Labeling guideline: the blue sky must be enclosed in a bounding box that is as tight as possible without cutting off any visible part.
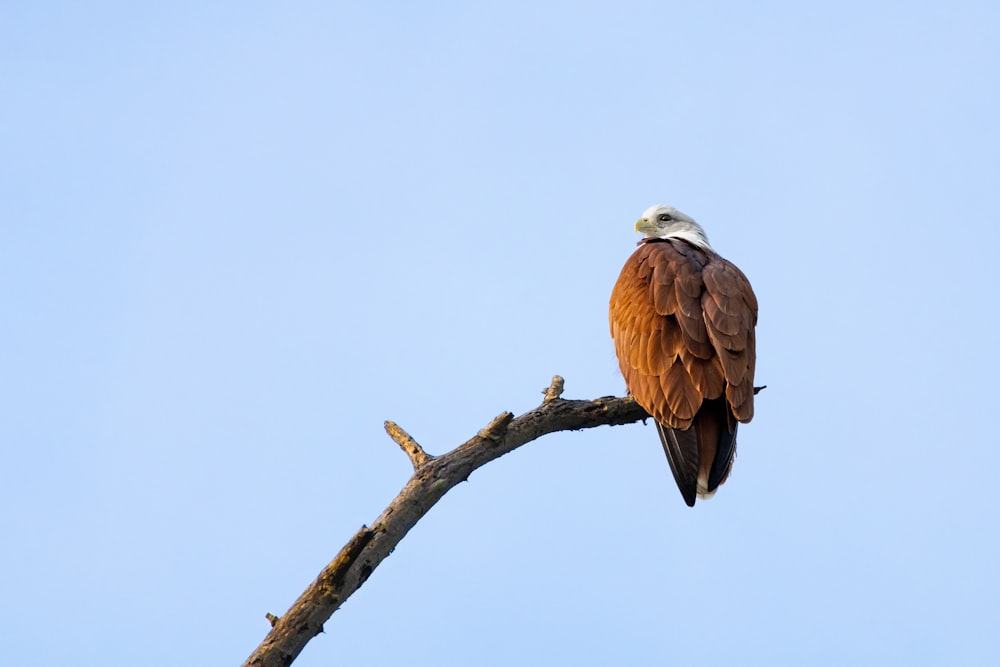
[3,2,998,665]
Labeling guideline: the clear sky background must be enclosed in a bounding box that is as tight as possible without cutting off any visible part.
[3,2,998,665]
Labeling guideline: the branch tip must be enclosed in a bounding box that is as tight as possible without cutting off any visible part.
[753,385,767,395]
[542,375,565,402]
[265,612,280,628]
[384,420,432,470]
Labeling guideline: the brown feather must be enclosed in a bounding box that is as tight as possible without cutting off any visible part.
[659,358,700,425]
[726,378,755,422]
[684,354,726,400]
[645,322,672,376]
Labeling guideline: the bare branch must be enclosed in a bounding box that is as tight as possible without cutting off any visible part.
[242,376,649,667]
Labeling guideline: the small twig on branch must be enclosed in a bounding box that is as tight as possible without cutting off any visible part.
[384,420,432,470]
[241,376,650,667]
[543,375,565,402]
[476,411,514,443]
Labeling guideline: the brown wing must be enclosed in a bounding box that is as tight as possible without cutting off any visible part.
[609,239,758,504]
[701,254,758,422]
[609,240,735,428]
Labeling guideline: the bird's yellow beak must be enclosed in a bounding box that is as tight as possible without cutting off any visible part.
[635,217,656,234]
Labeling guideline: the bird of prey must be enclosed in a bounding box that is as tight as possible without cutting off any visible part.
[609,205,758,507]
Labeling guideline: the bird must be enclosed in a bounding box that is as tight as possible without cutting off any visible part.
[609,205,758,507]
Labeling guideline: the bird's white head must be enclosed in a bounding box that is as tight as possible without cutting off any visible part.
[635,204,712,250]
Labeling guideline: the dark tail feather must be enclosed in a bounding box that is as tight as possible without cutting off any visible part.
[708,420,737,491]
[703,398,738,492]
[655,421,698,507]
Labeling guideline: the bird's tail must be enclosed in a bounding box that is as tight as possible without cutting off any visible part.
[655,399,738,507]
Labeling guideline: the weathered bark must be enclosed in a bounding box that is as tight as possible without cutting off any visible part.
[242,376,649,667]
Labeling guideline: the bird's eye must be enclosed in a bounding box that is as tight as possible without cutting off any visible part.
[658,213,673,222]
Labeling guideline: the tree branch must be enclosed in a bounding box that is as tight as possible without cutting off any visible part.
[241,376,649,667]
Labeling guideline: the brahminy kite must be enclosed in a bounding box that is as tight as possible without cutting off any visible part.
[609,205,758,507]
